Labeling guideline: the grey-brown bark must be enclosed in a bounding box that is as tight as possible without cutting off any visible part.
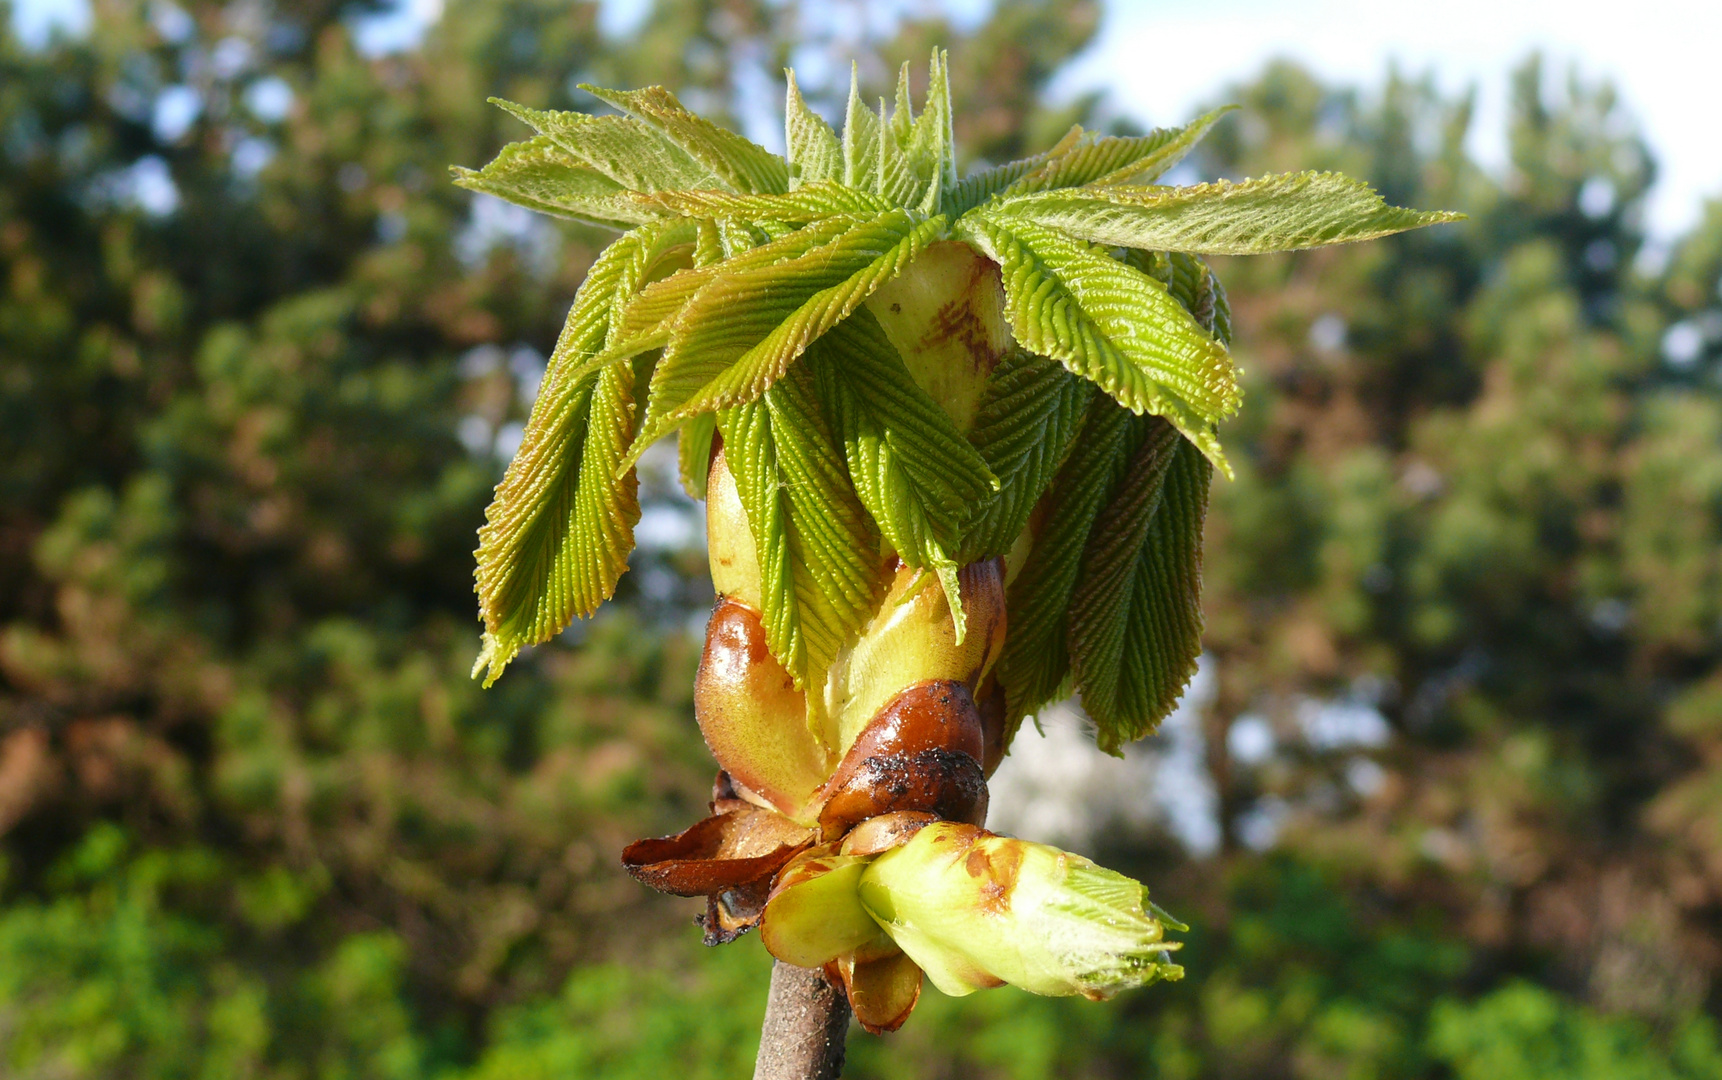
[752,961,851,1080]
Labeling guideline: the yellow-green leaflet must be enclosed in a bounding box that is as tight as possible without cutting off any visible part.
[994,170,1466,255]
[472,221,696,685]
[957,212,1239,473]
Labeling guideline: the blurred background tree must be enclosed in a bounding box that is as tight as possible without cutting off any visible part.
[3,0,1721,1077]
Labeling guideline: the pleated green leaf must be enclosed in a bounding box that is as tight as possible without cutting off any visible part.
[956,212,1239,472]
[577,83,789,195]
[784,70,842,187]
[450,136,659,231]
[999,106,1237,197]
[472,221,697,686]
[677,412,717,500]
[958,351,1091,562]
[995,171,1467,255]
[838,68,921,206]
[487,98,721,192]
[814,312,999,642]
[903,51,957,212]
[1125,250,1228,341]
[1069,427,1210,753]
[717,364,884,685]
[627,210,947,461]
[841,71,881,193]
[946,155,1049,217]
[625,181,890,223]
[996,394,1138,728]
[560,215,861,391]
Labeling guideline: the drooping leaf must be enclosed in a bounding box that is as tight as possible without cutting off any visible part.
[993,171,1467,254]
[487,98,721,192]
[958,351,1091,561]
[562,215,868,389]
[450,136,659,231]
[472,221,697,685]
[814,312,999,642]
[678,412,717,500]
[628,211,947,460]
[1069,428,1210,752]
[998,106,1237,197]
[995,393,1137,728]
[578,83,789,194]
[784,70,842,187]
[1124,249,1224,337]
[717,364,884,684]
[956,212,1239,471]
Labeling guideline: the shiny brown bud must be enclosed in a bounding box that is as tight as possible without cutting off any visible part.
[815,680,989,838]
[695,598,831,822]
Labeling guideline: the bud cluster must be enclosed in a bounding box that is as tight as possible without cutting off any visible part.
[624,409,1181,1032]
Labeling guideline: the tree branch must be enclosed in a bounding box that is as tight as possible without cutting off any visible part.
[753,960,851,1080]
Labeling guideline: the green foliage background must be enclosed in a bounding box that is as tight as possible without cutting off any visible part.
[3,0,1722,1076]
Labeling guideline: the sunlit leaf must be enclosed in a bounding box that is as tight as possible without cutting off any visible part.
[1066,419,1205,751]
[995,170,1466,254]
[718,364,883,684]
[903,51,957,212]
[472,221,697,685]
[958,351,1091,561]
[577,83,789,195]
[999,107,1237,197]
[785,70,842,187]
[625,181,890,222]
[627,211,947,460]
[956,212,1238,471]
[487,98,720,192]
[451,136,657,231]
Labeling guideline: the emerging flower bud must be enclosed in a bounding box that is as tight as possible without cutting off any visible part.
[760,847,892,969]
[857,822,1184,1000]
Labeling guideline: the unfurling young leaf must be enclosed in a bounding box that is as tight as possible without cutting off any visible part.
[1067,421,1210,752]
[472,220,697,685]
[785,70,842,187]
[627,210,947,460]
[956,212,1239,471]
[717,363,884,687]
[959,351,1091,562]
[996,394,1136,729]
[998,105,1239,197]
[813,313,999,642]
[450,136,661,231]
[994,170,1467,254]
[575,83,789,195]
